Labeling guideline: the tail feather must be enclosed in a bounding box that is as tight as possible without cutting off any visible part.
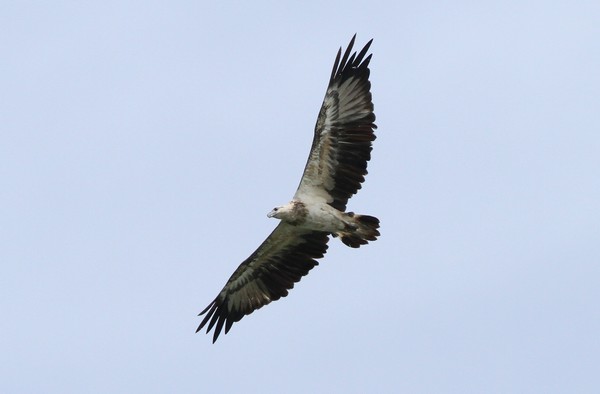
[338,213,380,248]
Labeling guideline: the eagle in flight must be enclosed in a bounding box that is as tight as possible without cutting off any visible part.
[197,35,379,342]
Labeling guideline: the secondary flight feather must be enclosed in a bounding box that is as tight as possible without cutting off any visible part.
[197,35,379,342]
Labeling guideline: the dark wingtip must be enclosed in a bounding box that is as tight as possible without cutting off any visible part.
[212,330,220,343]
[355,39,373,65]
[329,35,374,84]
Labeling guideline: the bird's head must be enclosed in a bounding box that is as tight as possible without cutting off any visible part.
[267,206,284,219]
[267,201,306,224]
[267,203,296,220]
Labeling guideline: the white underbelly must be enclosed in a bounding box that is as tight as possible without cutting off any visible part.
[300,203,346,233]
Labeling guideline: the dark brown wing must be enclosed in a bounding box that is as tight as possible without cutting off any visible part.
[197,223,329,343]
[294,35,377,211]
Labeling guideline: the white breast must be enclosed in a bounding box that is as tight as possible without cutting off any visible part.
[300,202,347,233]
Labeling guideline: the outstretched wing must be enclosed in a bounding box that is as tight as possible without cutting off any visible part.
[294,35,377,211]
[197,223,329,342]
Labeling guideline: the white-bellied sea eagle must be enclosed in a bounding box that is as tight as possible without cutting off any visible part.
[197,35,379,342]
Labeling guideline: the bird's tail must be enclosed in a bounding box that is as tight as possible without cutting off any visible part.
[336,213,380,248]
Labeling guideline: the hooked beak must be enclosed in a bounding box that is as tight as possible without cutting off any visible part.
[267,210,276,218]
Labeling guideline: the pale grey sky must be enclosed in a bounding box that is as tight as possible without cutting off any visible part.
[2,1,599,393]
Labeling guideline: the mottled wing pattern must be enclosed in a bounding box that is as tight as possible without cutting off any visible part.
[197,223,329,342]
[295,35,377,211]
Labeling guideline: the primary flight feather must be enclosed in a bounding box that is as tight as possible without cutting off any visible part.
[197,35,379,342]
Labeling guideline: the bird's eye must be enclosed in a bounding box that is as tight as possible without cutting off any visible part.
[273,208,278,211]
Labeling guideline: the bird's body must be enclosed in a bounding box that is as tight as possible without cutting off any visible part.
[269,200,379,244]
[197,35,380,342]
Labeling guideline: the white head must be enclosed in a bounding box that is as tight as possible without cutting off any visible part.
[267,205,288,219]
[267,201,308,224]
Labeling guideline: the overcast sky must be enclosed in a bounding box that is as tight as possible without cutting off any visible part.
[2,1,599,393]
